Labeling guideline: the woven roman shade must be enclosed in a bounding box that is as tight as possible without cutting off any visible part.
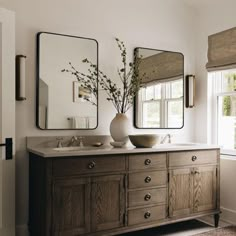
[139,51,184,84]
[206,27,236,71]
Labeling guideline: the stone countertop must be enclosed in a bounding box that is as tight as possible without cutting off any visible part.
[27,143,220,158]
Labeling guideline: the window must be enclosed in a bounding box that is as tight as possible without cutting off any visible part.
[210,68,236,150]
[139,78,183,128]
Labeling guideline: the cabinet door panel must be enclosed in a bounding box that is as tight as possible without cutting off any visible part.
[52,178,90,235]
[91,175,125,232]
[169,168,193,217]
[193,166,217,212]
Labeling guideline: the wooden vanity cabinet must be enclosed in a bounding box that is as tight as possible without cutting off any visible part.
[29,149,220,236]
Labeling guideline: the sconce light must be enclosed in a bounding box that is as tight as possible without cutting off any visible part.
[16,55,27,101]
[185,74,195,108]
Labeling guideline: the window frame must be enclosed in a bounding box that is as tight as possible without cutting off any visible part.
[209,69,236,153]
[138,78,183,128]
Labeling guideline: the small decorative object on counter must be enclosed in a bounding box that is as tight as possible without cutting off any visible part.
[110,113,130,145]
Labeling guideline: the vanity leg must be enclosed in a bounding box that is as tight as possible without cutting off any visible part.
[214,214,220,228]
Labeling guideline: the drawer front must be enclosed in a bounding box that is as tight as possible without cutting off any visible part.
[129,153,166,170]
[129,188,166,207]
[169,150,218,167]
[129,171,167,189]
[53,156,125,176]
[128,205,166,226]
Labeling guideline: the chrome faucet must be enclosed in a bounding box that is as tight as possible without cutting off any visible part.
[56,137,63,148]
[68,136,78,147]
[78,136,84,147]
[68,136,84,147]
[160,134,171,144]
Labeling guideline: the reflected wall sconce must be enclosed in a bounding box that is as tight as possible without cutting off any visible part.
[16,55,27,101]
[185,74,195,108]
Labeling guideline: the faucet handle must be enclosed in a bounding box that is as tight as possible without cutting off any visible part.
[78,136,84,147]
[56,137,63,148]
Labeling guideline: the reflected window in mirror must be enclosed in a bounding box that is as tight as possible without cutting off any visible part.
[36,32,98,130]
[134,48,184,129]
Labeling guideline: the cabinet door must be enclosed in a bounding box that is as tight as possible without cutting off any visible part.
[193,166,217,212]
[52,177,90,235]
[169,168,193,217]
[91,175,125,232]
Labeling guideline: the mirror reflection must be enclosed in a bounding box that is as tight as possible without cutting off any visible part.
[37,32,98,130]
[134,48,184,129]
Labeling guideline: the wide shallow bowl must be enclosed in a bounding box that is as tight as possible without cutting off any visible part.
[129,134,160,148]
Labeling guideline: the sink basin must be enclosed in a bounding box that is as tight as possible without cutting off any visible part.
[52,146,107,152]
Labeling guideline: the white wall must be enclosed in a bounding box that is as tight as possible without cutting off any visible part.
[0,0,196,234]
[220,156,236,224]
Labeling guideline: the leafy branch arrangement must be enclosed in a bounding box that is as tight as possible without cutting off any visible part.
[62,38,144,113]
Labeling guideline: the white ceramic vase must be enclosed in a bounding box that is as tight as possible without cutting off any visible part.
[110,113,130,143]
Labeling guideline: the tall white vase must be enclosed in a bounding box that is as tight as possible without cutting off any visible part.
[110,113,130,143]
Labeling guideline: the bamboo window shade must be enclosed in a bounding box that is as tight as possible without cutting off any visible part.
[139,51,184,85]
[206,27,236,71]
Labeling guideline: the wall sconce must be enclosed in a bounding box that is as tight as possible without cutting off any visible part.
[16,55,27,101]
[185,74,195,108]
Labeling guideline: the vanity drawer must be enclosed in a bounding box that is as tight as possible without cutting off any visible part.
[53,155,125,176]
[129,153,166,170]
[169,150,218,167]
[128,205,166,226]
[128,188,166,207]
[128,170,167,189]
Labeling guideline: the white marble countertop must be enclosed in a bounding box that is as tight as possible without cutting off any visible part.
[27,143,220,158]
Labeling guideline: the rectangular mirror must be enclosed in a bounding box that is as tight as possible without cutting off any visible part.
[134,47,184,129]
[36,32,98,130]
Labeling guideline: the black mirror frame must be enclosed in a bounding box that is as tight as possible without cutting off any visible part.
[36,32,99,130]
[133,47,185,130]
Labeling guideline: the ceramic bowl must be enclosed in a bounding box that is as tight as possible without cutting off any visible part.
[129,134,160,148]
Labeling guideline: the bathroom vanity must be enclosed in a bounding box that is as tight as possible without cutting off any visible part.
[28,142,220,236]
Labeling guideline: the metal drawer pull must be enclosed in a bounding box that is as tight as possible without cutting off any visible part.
[145,176,152,183]
[88,161,96,169]
[192,156,197,161]
[144,193,151,201]
[144,211,151,219]
[194,171,200,174]
[145,159,151,165]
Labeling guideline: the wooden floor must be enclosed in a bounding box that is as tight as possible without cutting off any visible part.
[119,217,230,236]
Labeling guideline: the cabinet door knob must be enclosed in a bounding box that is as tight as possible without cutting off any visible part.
[144,193,151,201]
[194,171,200,174]
[144,211,151,219]
[88,161,96,169]
[192,156,197,161]
[145,159,151,165]
[145,176,152,183]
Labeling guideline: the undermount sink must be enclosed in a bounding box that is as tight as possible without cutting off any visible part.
[53,146,106,152]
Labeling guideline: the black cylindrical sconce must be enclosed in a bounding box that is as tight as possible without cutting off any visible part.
[185,74,195,108]
[16,55,26,101]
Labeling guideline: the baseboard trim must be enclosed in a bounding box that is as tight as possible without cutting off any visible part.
[16,224,28,236]
[221,207,236,225]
